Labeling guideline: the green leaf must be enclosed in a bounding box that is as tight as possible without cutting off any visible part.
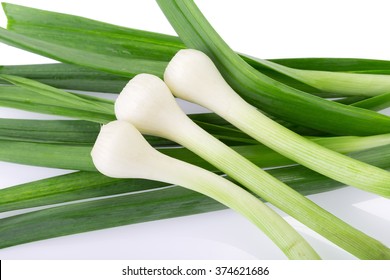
[0,140,95,171]
[0,26,167,77]
[351,93,390,111]
[269,57,390,73]
[0,86,114,123]
[0,144,389,248]
[0,74,114,114]
[1,119,389,172]
[0,171,167,213]
[0,119,100,145]
[0,63,130,93]
[0,186,224,249]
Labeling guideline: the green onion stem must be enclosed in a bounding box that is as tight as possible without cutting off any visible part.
[114,73,390,259]
[351,92,390,111]
[91,120,320,259]
[164,49,390,198]
[258,58,390,97]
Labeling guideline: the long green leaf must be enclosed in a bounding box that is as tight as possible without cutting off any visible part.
[0,80,316,142]
[5,3,390,93]
[2,64,387,113]
[2,116,389,172]
[5,58,390,94]
[0,171,167,213]
[0,140,95,171]
[2,3,390,135]
[352,93,390,111]
[0,63,130,93]
[0,86,114,123]
[0,186,224,249]
[1,144,389,214]
[0,119,100,145]
[156,0,390,136]
[0,140,286,172]
[0,26,167,77]
[0,74,114,114]
[0,144,389,249]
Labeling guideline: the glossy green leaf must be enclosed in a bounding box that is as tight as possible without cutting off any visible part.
[352,93,390,111]
[0,144,389,248]
[0,86,114,123]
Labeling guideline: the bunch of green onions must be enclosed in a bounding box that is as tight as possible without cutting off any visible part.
[0,1,389,259]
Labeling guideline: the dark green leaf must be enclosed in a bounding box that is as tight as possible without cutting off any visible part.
[0,144,388,248]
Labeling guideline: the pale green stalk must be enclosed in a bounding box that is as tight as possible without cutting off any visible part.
[309,134,390,153]
[114,73,390,259]
[91,120,320,260]
[258,58,390,97]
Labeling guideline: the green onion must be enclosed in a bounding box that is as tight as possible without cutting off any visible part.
[114,73,389,259]
[156,0,390,135]
[91,120,320,259]
[0,1,389,259]
[164,49,390,198]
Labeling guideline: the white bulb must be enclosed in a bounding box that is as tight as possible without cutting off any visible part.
[115,73,189,138]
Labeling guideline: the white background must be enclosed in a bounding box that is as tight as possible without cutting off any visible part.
[0,0,389,260]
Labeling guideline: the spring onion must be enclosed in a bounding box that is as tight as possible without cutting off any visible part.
[91,120,320,259]
[114,73,389,259]
[164,49,390,198]
[156,0,390,136]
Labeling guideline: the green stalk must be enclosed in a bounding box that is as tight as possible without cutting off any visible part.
[1,63,386,114]
[115,74,389,259]
[164,49,390,197]
[351,93,390,111]
[156,0,390,136]
[0,187,226,250]
[0,63,130,93]
[0,86,115,123]
[258,58,390,97]
[92,120,320,259]
[168,118,390,259]
[0,74,114,114]
[1,142,389,214]
[4,58,390,95]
